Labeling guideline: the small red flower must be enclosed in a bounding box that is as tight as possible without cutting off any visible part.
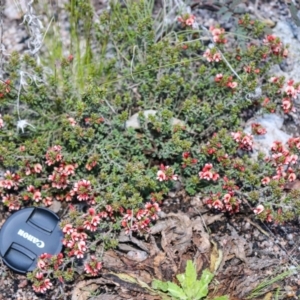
[71,179,92,201]
[199,163,219,181]
[214,73,223,82]
[251,123,267,135]
[156,164,178,181]
[84,256,102,276]
[253,204,264,215]
[45,145,63,166]
[261,177,270,185]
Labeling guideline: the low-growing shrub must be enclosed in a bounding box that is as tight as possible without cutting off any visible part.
[0,0,299,294]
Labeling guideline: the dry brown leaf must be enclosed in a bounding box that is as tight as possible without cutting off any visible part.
[246,257,279,270]
[262,18,276,28]
[17,279,28,289]
[72,279,101,300]
[209,239,223,273]
[153,251,167,280]
[73,274,163,300]
[104,272,163,298]
[150,212,193,256]
[235,274,265,299]
[263,292,273,300]
[118,231,150,253]
[102,250,125,270]
[226,224,248,262]
[191,216,211,253]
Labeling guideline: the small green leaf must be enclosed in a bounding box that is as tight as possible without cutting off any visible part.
[183,260,198,298]
[167,282,188,299]
[194,269,214,300]
[212,296,229,300]
[152,279,169,292]
[176,273,186,287]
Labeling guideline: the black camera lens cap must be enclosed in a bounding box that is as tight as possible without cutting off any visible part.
[0,207,63,273]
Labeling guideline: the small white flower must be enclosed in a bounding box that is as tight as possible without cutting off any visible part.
[17,119,35,133]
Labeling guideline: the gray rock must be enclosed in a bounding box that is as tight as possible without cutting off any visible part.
[270,21,300,82]
[126,250,148,261]
[125,110,186,130]
[244,113,291,158]
[48,199,62,213]
[4,0,27,20]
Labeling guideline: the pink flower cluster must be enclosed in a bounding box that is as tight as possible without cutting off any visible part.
[33,253,63,293]
[45,145,63,166]
[62,224,88,259]
[84,255,102,276]
[231,131,253,151]
[0,170,22,190]
[0,79,11,98]
[287,137,300,151]
[26,185,42,202]
[209,26,227,44]
[201,136,222,156]
[25,163,42,175]
[261,97,275,113]
[37,253,63,270]
[0,144,102,211]
[67,116,76,127]
[0,171,23,210]
[204,191,241,214]
[0,114,4,128]
[177,14,196,28]
[156,164,178,181]
[264,140,298,182]
[2,194,21,211]
[83,208,101,232]
[222,176,239,191]
[86,160,97,171]
[214,74,238,90]
[282,81,299,114]
[243,65,260,74]
[263,34,288,58]
[70,179,94,202]
[253,204,264,215]
[261,176,271,185]
[284,79,300,99]
[84,116,104,125]
[199,163,219,181]
[251,123,267,135]
[269,77,300,114]
[203,49,222,62]
[121,202,160,234]
[182,152,198,168]
[48,163,76,190]
[98,204,116,220]
[253,205,272,222]
[32,274,52,293]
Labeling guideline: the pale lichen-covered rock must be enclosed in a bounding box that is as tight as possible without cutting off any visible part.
[244,113,291,158]
[125,110,186,129]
